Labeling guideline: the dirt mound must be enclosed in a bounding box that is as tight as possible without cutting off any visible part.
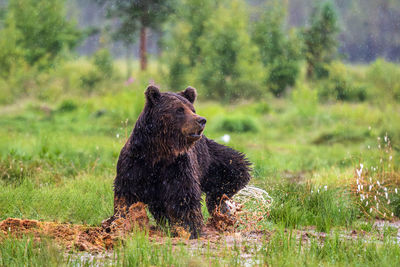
[0,202,151,252]
[102,202,150,235]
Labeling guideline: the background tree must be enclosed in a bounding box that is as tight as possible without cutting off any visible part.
[302,1,339,79]
[162,0,216,89]
[7,0,81,68]
[252,0,302,97]
[0,12,24,78]
[103,0,176,71]
[197,0,264,101]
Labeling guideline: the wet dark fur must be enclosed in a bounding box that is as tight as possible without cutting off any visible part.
[111,86,252,238]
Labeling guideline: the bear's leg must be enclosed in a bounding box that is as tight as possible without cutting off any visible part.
[202,142,251,216]
[162,178,204,239]
[148,202,169,227]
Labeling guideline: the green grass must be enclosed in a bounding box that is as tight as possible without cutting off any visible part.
[1,61,400,265]
[268,183,359,232]
[0,236,64,267]
[261,229,400,266]
[3,229,400,266]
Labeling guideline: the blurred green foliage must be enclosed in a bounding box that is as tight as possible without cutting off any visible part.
[163,0,216,90]
[318,61,368,102]
[252,1,301,97]
[6,0,81,67]
[366,59,400,102]
[292,83,318,119]
[165,0,264,101]
[197,0,264,101]
[0,12,25,79]
[215,115,259,133]
[1,0,399,106]
[92,48,114,78]
[303,1,339,79]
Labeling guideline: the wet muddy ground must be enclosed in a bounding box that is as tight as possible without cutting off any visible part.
[0,201,268,253]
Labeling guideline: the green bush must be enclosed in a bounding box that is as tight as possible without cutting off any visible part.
[318,61,368,102]
[252,102,271,114]
[162,0,216,90]
[302,1,339,80]
[80,69,103,92]
[196,0,265,101]
[268,60,300,97]
[0,12,25,79]
[366,58,400,102]
[164,0,265,101]
[57,99,78,113]
[252,1,302,97]
[92,48,114,78]
[7,0,81,67]
[292,83,318,118]
[216,115,259,133]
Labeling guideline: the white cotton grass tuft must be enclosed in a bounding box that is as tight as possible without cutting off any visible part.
[352,134,396,220]
[356,163,364,178]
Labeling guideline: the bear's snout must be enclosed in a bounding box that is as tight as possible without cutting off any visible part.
[197,117,207,127]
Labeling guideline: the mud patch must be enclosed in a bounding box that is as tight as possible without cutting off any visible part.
[0,202,151,252]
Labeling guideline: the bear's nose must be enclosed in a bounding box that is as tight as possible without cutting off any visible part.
[197,117,207,127]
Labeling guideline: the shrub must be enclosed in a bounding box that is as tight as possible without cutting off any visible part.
[164,0,265,101]
[318,61,368,102]
[4,0,81,69]
[0,12,25,79]
[92,48,114,78]
[366,58,400,102]
[252,1,302,97]
[292,84,318,118]
[196,0,265,101]
[268,60,300,97]
[162,0,216,90]
[7,0,81,67]
[57,99,78,113]
[216,115,259,133]
[252,102,271,114]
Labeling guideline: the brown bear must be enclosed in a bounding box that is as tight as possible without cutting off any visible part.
[110,85,251,238]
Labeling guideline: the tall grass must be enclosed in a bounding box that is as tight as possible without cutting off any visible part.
[269,182,359,231]
[0,236,64,267]
[261,229,400,266]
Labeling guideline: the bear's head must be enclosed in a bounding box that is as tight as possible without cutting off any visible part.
[134,85,206,162]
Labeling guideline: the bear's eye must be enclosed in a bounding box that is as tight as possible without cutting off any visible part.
[176,107,185,114]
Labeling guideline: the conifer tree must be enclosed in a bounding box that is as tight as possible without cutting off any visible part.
[103,0,176,71]
[303,1,339,79]
[253,0,301,96]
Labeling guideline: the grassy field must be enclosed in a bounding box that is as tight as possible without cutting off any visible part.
[1,63,400,266]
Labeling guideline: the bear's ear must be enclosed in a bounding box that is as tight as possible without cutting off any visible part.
[145,85,161,105]
[179,86,197,103]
